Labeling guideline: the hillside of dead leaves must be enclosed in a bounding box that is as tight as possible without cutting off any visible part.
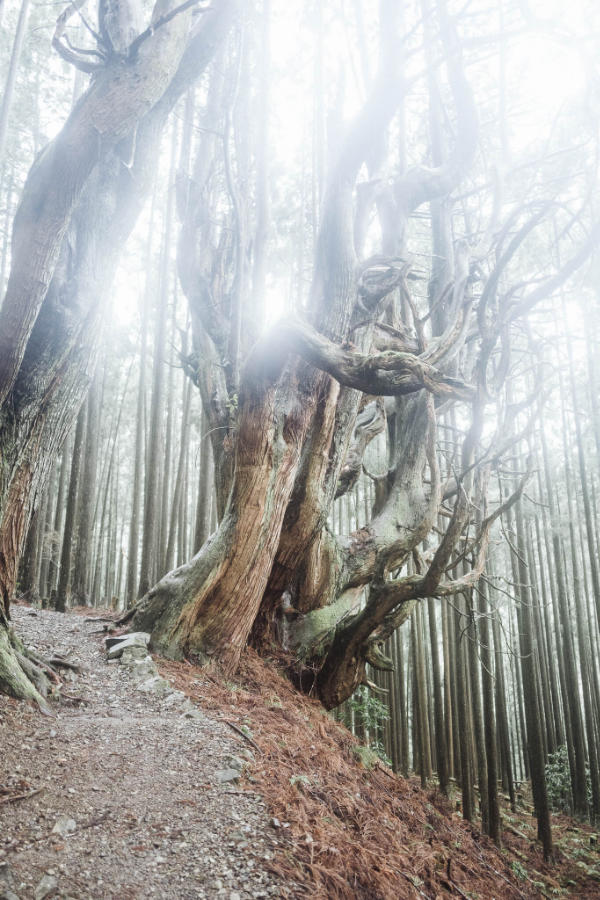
[158,647,600,899]
[160,651,600,900]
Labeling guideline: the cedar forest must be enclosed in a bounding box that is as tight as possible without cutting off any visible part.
[1,0,600,896]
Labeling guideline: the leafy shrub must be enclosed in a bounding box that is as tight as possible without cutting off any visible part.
[545,744,591,814]
[347,686,391,766]
[545,745,573,813]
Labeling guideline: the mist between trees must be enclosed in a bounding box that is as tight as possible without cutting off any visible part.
[1,0,600,861]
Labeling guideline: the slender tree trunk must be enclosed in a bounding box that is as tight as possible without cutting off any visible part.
[540,416,588,817]
[165,370,193,573]
[72,373,100,605]
[414,605,432,786]
[532,507,564,748]
[491,600,515,811]
[441,600,455,781]
[19,507,41,602]
[395,626,409,776]
[47,438,71,596]
[526,529,553,759]
[159,304,177,577]
[0,0,31,166]
[454,596,474,821]
[427,597,448,794]
[466,588,489,833]
[37,478,54,602]
[514,492,553,860]
[56,406,86,612]
[126,263,152,607]
[251,0,271,319]
[138,134,176,596]
[477,577,501,843]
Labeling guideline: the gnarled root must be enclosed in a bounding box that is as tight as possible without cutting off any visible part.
[0,626,53,712]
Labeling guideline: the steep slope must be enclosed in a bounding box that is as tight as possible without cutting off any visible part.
[160,650,600,899]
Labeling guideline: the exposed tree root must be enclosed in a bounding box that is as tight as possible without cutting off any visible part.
[46,656,83,674]
[0,624,77,713]
[0,626,50,709]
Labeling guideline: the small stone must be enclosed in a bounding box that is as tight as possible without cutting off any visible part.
[180,702,205,721]
[270,817,281,829]
[0,860,19,900]
[1,889,20,900]
[162,691,186,707]
[136,676,171,696]
[224,755,245,772]
[118,646,150,665]
[216,769,240,784]
[124,656,158,679]
[230,893,241,900]
[34,874,57,900]
[106,634,150,659]
[105,632,150,651]
[52,816,76,837]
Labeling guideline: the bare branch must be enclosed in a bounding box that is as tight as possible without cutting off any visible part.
[128,0,210,60]
[508,220,600,321]
[53,0,103,72]
[272,317,476,403]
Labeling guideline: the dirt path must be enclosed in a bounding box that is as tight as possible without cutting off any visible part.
[0,606,292,900]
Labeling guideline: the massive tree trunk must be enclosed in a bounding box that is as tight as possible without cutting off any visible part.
[0,0,236,700]
[125,0,598,712]
[128,2,476,695]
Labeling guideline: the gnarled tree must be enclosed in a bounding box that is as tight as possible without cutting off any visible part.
[126,0,599,708]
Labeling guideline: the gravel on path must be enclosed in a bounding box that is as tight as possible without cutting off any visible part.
[0,606,294,900]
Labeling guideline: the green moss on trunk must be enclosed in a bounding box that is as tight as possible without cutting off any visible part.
[0,625,46,707]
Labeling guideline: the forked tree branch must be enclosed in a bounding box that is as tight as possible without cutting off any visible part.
[53,0,103,72]
[355,454,533,664]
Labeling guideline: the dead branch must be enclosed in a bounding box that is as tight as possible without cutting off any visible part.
[0,787,44,806]
[222,719,262,753]
[53,0,104,72]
